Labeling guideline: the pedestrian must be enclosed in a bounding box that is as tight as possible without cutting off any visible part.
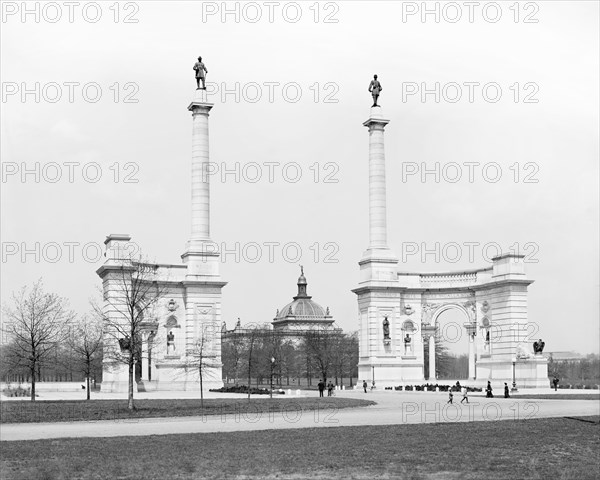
[504,383,510,398]
[486,381,493,398]
[327,381,334,397]
[318,380,325,397]
[552,377,559,391]
[363,380,368,393]
[461,387,469,404]
[447,390,453,404]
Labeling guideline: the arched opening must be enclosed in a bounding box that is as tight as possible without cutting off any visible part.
[425,305,470,380]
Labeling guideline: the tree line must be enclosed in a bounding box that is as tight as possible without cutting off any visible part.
[1,279,103,400]
[1,275,360,406]
[221,324,359,393]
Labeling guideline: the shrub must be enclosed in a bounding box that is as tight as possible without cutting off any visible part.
[2,384,31,397]
[209,385,283,395]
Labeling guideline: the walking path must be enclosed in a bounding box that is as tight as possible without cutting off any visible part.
[2,389,598,441]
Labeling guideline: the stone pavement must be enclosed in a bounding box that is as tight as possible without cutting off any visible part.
[2,389,598,441]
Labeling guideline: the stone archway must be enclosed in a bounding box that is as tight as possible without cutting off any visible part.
[428,303,476,381]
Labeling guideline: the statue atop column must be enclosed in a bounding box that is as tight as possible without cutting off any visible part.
[193,56,208,90]
[533,338,545,354]
[368,74,382,107]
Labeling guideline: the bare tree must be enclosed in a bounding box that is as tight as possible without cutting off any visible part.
[260,328,285,393]
[304,327,341,384]
[243,324,267,399]
[102,260,167,410]
[68,314,103,400]
[2,279,74,401]
[222,328,245,385]
[332,331,359,386]
[183,324,220,409]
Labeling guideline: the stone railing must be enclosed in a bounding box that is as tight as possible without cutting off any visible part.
[419,272,478,287]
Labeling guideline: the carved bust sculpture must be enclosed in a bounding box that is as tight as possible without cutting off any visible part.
[167,331,175,353]
[118,336,131,352]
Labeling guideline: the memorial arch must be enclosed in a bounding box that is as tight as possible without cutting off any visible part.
[353,106,548,388]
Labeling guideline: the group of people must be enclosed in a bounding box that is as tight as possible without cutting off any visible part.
[484,381,512,399]
[447,381,512,403]
[317,380,335,397]
[446,387,470,404]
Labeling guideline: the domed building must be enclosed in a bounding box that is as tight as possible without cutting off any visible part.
[272,267,335,332]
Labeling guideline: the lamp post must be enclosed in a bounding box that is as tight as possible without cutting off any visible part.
[270,357,275,399]
[511,357,518,392]
[371,365,375,390]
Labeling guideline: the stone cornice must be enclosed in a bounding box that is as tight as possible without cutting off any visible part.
[397,266,493,277]
[353,278,533,296]
[182,280,228,288]
[96,263,136,277]
[352,285,406,296]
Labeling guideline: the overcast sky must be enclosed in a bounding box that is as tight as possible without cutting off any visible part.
[2,1,598,354]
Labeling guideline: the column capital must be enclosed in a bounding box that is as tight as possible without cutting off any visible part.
[188,101,214,115]
[421,324,436,338]
[363,107,390,129]
[188,89,214,113]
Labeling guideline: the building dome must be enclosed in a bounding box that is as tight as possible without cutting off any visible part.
[276,297,327,320]
[273,267,333,331]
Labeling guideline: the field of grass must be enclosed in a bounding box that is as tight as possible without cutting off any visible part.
[510,394,600,401]
[1,416,598,479]
[0,397,375,424]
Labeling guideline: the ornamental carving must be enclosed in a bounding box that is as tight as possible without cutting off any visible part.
[481,301,490,314]
[403,304,414,315]
[516,343,534,360]
[167,299,178,312]
[463,300,476,321]
[421,303,440,324]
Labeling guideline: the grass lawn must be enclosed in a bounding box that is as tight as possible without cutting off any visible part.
[0,397,374,424]
[510,393,600,401]
[509,394,600,401]
[1,416,598,480]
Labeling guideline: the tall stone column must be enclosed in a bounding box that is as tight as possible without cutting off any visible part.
[182,90,220,277]
[189,90,211,244]
[363,107,391,251]
[429,335,436,380]
[358,107,398,284]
